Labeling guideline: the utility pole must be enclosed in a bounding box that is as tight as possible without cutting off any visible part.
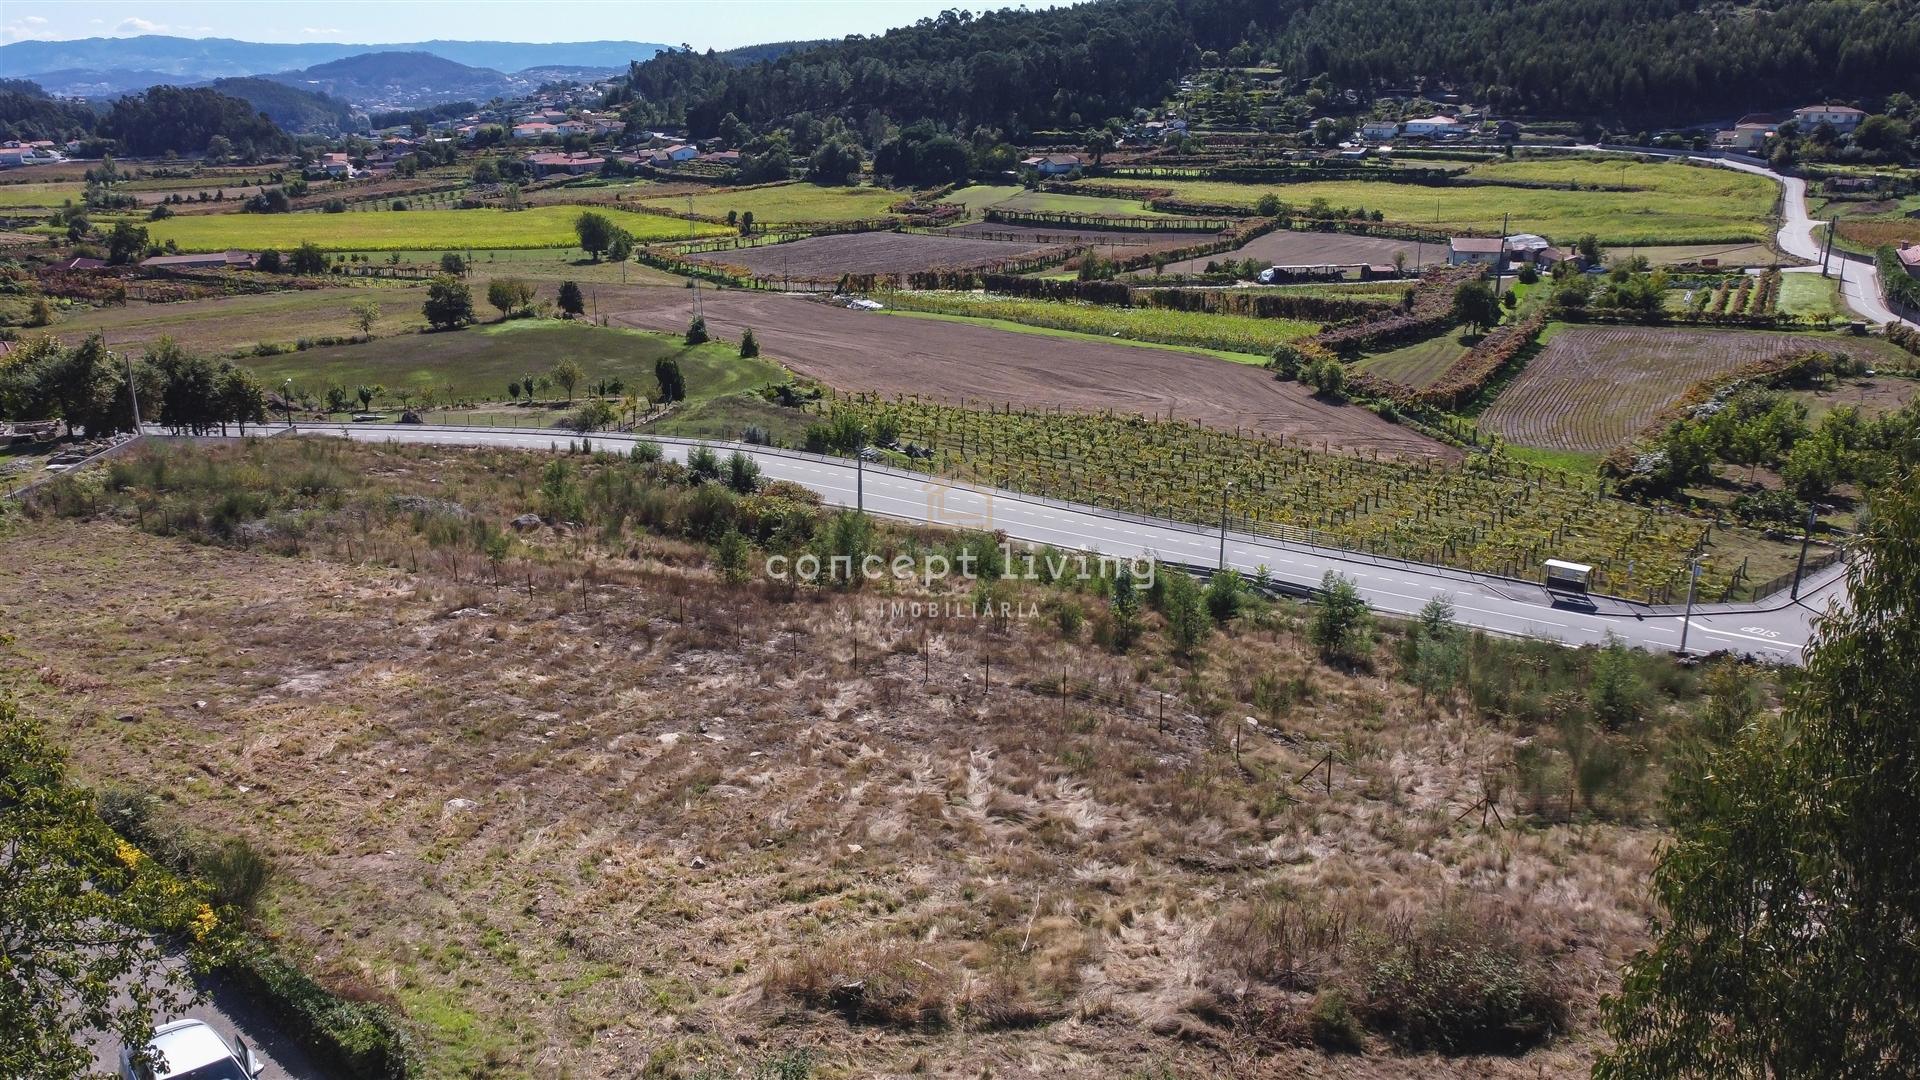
[122,351,141,433]
[856,448,864,513]
[1677,558,1702,655]
[1217,481,1235,570]
[1494,210,1510,290]
[1820,216,1836,277]
[1791,502,1817,600]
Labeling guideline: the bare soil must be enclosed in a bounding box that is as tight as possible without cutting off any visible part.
[943,221,1221,254]
[607,288,1456,460]
[684,231,1062,277]
[1160,231,1448,276]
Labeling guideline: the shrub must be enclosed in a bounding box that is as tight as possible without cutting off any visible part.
[1309,571,1371,664]
[1308,989,1366,1052]
[1353,908,1565,1054]
[220,943,416,1080]
[200,837,273,915]
[765,942,955,1029]
[685,316,709,345]
[739,328,760,358]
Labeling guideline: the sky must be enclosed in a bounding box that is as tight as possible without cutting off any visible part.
[0,0,1086,51]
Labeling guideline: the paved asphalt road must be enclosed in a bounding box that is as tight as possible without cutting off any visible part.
[86,958,326,1080]
[296,424,1840,664]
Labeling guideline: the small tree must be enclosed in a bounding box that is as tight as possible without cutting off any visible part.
[606,231,634,265]
[550,358,585,402]
[355,384,380,411]
[1452,279,1501,333]
[422,275,474,330]
[349,298,380,337]
[557,280,585,317]
[725,450,761,494]
[575,211,616,260]
[685,316,709,346]
[739,328,760,358]
[654,357,686,402]
[440,252,467,276]
[487,277,535,319]
[1309,571,1372,664]
[288,241,327,275]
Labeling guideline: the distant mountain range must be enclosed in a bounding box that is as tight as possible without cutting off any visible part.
[0,34,667,104]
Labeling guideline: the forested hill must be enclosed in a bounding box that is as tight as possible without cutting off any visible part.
[614,0,1920,137]
[207,77,355,135]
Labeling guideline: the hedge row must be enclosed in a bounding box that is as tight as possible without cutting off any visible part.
[1136,286,1394,323]
[1876,245,1920,313]
[1417,309,1550,410]
[221,943,416,1080]
[1888,322,1920,358]
[1312,266,1482,355]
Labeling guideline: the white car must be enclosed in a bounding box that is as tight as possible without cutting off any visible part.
[120,1019,264,1080]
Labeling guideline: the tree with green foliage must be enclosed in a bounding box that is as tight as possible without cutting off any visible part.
[549,358,584,403]
[422,274,474,330]
[1204,568,1244,625]
[105,220,148,265]
[1598,473,1920,1078]
[439,252,467,277]
[1309,571,1372,664]
[606,230,634,266]
[287,241,327,275]
[685,315,709,346]
[739,328,760,358]
[654,357,686,403]
[486,277,536,319]
[1452,279,1501,332]
[557,281,585,318]
[0,697,228,1080]
[349,298,380,337]
[574,211,616,261]
[215,365,266,435]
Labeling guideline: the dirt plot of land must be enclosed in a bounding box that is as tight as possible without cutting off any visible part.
[1160,230,1448,275]
[685,231,1060,277]
[608,288,1454,460]
[1482,326,1893,452]
[943,220,1221,254]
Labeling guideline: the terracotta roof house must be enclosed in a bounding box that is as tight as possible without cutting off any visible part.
[141,251,259,270]
[524,152,606,178]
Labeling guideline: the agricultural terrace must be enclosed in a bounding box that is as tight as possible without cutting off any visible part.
[941,183,1201,219]
[1084,158,1777,245]
[1158,229,1445,275]
[683,231,1059,277]
[881,291,1317,357]
[144,204,727,252]
[829,395,1794,602]
[1352,331,1474,389]
[639,183,905,223]
[239,321,783,403]
[1481,326,1900,454]
[47,283,427,356]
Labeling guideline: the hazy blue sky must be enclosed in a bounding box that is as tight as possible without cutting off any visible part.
[0,1,1085,50]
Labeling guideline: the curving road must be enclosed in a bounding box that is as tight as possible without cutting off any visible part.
[291,424,1842,665]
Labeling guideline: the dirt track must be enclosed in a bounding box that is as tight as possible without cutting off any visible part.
[609,288,1455,460]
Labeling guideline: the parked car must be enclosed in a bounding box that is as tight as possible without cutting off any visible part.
[120,1019,263,1080]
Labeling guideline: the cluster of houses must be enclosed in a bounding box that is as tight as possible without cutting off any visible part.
[0,139,72,169]
[1713,104,1867,153]
[1446,233,1576,271]
[1359,113,1519,145]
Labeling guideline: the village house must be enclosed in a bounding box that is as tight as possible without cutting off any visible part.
[308,152,357,179]
[1401,115,1462,137]
[1361,120,1400,141]
[511,121,559,140]
[1793,104,1866,133]
[1713,123,1775,153]
[659,143,699,162]
[1020,153,1085,176]
[698,150,742,166]
[523,151,606,178]
[1898,242,1920,280]
[140,251,260,270]
[1448,237,1506,266]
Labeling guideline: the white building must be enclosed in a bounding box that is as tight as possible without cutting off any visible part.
[1361,120,1400,141]
[1402,115,1462,137]
[1793,104,1866,133]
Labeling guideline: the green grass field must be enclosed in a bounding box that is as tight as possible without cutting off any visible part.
[1775,273,1842,319]
[643,183,904,223]
[146,205,729,253]
[1083,158,1777,244]
[0,182,83,208]
[239,320,785,404]
[881,291,1315,357]
[1352,331,1472,388]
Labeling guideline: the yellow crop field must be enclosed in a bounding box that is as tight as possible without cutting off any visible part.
[145,205,730,252]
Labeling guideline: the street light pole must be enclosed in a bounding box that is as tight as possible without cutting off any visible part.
[856,448,864,513]
[282,379,295,428]
[1677,558,1701,655]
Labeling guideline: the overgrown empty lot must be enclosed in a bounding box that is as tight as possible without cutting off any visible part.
[0,436,1729,1078]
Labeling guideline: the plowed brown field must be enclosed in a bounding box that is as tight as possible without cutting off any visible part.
[1482,326,1890,452]
[607,288,1455,460]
